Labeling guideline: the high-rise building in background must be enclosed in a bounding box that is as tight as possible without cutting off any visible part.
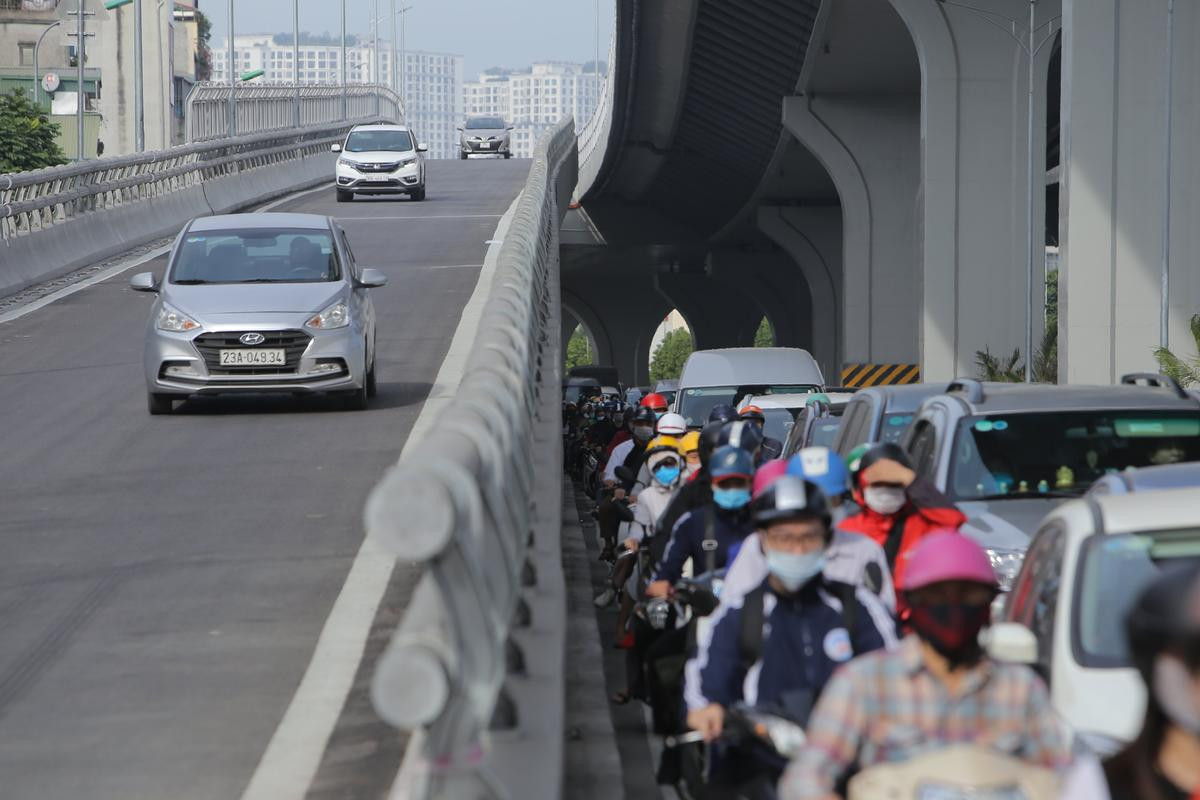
[462,62,601,158]
[213,36,462,159]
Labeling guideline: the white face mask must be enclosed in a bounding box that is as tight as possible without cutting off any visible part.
[863,485,906,516]
[1154,655,1200,735]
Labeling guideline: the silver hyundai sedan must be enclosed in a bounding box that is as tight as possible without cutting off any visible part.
[131,212,386,414]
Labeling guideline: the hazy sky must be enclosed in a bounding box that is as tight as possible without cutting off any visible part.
[199,0,615,78]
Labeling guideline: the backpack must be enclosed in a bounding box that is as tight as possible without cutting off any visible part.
[737,580,860,674]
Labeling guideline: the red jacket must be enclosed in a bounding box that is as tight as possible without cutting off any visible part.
[839,477,966,600]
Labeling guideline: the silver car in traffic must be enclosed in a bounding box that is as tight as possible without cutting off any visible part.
[131,212,386,414]
[458,116,514,159]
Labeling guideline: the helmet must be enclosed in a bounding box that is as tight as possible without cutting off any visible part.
[752,459,789,499]
[632,407,658,426]
[699,422,725,468]
[739,404,766,425]
[679,431,701,454]
[750,474,832,532]
[856,442,914,487]
[718,420,764,456]
[656,412,688,436]
[708,403,739,424]
[640,392,669,413]
[846,442,871,476]
[787,447,851,498]
[709,445,755,482]
[645,435,681,458]
[899,532,998,592]
[1125,563,1200,683]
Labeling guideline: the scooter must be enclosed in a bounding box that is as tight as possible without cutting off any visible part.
[847,744,1060,800]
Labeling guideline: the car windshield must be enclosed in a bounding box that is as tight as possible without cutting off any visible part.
[807,416,843,448]
[465,117,504,129]
[678,385,819,428]
[1076,529,1200,666]
[344,129,413,152]
[170,229,340,284]
[949,411,1200,500]
[762,408,800,443]
[879,412,914,445]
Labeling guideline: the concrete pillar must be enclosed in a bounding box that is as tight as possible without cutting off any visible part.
[560,280,672,387]
[1059,0,1200,383]
[655,271,765,352]
[710,249,818,355]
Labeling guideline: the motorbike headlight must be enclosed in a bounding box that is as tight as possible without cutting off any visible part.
[157,302,201,332]
[337,157,359,169]
[305,300,349,330]
[986,548,1024,592]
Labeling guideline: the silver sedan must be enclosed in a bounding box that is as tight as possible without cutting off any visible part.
[131,212,387,414]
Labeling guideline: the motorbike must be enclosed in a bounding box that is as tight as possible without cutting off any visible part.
[847,744,1060,800]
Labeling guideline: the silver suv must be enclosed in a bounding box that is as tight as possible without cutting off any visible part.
[458,116,513,159]
[131,213,387,414]
[900,374,1200,587]
[332,123,427,202]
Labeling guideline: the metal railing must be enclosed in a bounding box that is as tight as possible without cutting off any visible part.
[366,116,578,799]
[184,82,404,142]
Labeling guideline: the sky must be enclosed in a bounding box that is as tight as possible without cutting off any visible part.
[199,0,615,78]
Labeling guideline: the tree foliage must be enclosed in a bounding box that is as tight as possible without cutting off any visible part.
[975,270,1059,384]
[564,326,594,371]
[1154,314,1200,387]
[650,329,694,382]
[0,89,65,173]
[754,317,774,348]
[975,347,1024,383]
[195,11,213,81]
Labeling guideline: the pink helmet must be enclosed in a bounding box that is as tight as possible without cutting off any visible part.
[752,459,788,499]
[899,532,998,592]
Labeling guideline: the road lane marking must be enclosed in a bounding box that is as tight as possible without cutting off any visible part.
[238,195,522,800]
[336,214,503,221]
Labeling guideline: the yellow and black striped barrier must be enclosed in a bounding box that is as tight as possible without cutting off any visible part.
[841,363,921,388]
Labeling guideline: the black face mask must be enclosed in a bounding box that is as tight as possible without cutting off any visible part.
[908,600,991,667]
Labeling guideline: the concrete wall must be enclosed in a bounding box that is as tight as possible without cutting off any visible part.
[96,0,179,154]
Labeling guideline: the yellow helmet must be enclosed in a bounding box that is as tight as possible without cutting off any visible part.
[679,431,701,454]
[645,435,681,457]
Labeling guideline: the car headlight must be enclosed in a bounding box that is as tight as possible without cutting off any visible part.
[305,300,349,330]
[337,157,360,169]
[400,156,417,166]
[986,548,1024,592]
[157,302,201,332]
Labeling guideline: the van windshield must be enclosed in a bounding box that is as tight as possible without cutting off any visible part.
[678,385,819,428]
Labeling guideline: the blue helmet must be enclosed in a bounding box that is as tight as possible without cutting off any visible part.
[787,446,851,498]
[709,445,755,481]
[708,403,739,424]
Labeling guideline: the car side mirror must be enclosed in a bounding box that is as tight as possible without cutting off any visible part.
[417,143,428,152]
[130,272,158,292]
[330,143,342,153]
[358,268,388,288]
[984,622,1038,664]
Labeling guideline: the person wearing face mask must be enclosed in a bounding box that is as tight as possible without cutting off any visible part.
[685,476,894,792]
[779,532,1071,799]
[655,408,742,551]
[739,404,785,461]
[597,406,659,559]
[679,431,702,480]
[1061,563,1200,800]
[839,443,965,600]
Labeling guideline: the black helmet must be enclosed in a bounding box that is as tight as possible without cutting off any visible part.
[699,421,725,468]
[632,407,657,426]
[750,475,832,534]
[708,403,739,424]
[1125,563,1200,684]
[854,442,914,487]
[718,420,764,456]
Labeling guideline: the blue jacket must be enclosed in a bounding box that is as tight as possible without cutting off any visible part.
[696,576,897,715]
[651,505,755,585]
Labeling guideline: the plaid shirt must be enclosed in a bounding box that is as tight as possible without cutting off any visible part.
[778,634,1072,799]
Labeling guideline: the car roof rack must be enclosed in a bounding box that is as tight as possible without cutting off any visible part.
[946,377,985,404]
[1120,372,1191,400]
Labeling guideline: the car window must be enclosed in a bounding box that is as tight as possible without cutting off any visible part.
[878,412,915,445]
[336,228,358,279]
[170,228,340,284]
[678,384,819,429]
[807,416,842,449]
[834,399,867,455]
[344,129,414,152]
[908,419,939,478]
[465,117,505,129]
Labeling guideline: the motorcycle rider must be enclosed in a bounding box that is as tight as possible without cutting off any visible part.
[656,406,743,543]
[1061,563,1200,800]
[739,404,784,461]
[680,430,702,480]
[778,532,1071,799]
[597,406,658,559]
[641,391,670,420]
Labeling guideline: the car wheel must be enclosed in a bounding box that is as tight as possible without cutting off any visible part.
[366,354,378,398]
[336,188,353,203]
[411,185,426,201]
[504,152,512,160]
[343,383,369,411]
[148,393,174,415]
[460,151,468,160]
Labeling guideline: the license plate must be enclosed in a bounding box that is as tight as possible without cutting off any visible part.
[480,142,492,149]
[219,349,285,366]
[366,174,390,182]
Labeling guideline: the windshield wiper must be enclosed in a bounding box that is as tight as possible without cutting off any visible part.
[970,489,1081,501]
[172,279,211,285]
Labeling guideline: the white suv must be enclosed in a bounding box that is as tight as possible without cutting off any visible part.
[332,123,427,202]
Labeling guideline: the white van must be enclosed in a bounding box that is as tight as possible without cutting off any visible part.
[675,347,825,428]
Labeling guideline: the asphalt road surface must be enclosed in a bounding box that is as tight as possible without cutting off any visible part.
[0,159,530,799]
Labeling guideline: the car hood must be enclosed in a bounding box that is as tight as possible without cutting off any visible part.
[165,283,344,316]
[340,149,415,163]
[464,128,508,138]
[956,497,1068,552]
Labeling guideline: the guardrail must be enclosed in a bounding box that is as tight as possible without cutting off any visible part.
[184,82,404,142]
[365,116,578,799]
[0,119,391,299]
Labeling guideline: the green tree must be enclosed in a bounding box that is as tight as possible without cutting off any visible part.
[754,317,774,348]
[564,326,594,371]
[195,11,213,81]
[650,328,694,381]
[975,347,1024,382]
[0,89,65,173]
[1032,269,1058,383]
[1154,314,1200,387]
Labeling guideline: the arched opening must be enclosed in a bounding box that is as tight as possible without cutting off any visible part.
[647,309,694,385]
[754,316,775,347]
[564,322,597,372]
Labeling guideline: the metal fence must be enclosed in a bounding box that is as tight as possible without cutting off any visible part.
[184,82,404,142]
[366,115,578,799]
[0,119,382,298]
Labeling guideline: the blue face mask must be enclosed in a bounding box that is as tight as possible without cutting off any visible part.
[764,549,826,592]
[653,465,681,486]
[712,487,751,510]
[654,411,665,421]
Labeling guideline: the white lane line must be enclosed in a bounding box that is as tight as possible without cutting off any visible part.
[238,194,522,800]
[336,214,503,221]
[259,182,333,211]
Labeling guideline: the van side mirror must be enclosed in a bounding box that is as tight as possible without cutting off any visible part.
[331,143,342,153]
[417,142,428,152]
[130,272,158,292]
[358,268,388,288]
[984,622,1038,664]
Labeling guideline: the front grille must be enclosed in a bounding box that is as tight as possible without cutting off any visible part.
[356,161,400,173]
[193,330,311,375]
[357,179,402,187]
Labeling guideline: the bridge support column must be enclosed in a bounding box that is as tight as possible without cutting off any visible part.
[1059,0,1200,383]
[710,248,819,363]
[655,271,765,352]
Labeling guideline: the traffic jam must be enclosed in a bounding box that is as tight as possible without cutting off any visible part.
[563,348,1200,800]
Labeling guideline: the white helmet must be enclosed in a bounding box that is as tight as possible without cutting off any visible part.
[656,412,687,436]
